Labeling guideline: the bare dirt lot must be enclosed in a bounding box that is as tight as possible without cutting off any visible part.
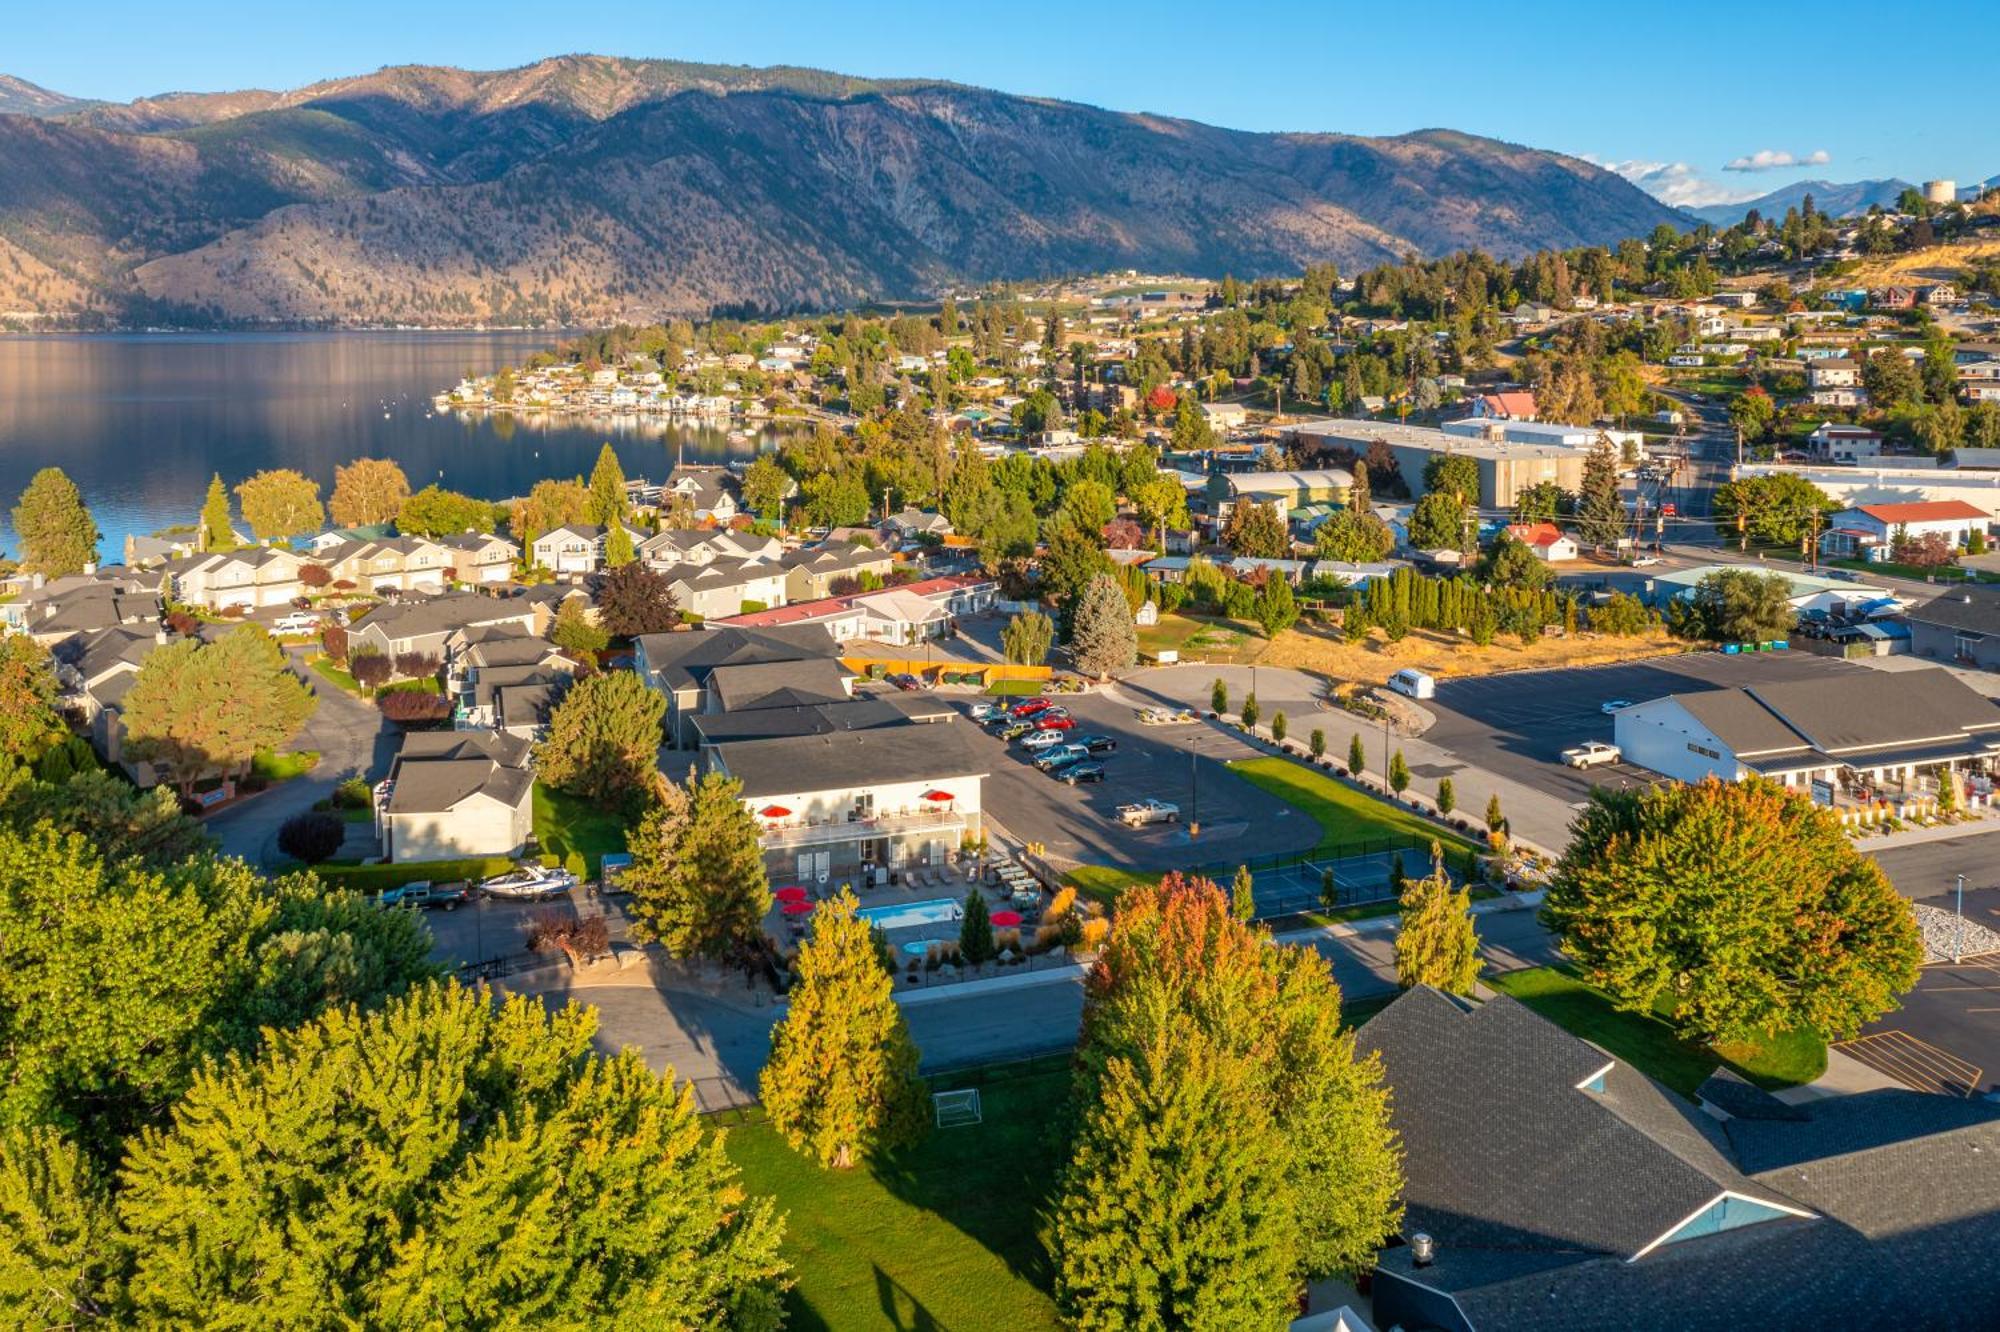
[1259,621,1686,688]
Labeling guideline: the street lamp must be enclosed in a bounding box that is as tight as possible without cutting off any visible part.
[1956,873,1967,965]
[1188,736,1200,839]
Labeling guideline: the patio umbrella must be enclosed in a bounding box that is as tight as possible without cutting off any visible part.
[920,790,955,803]
[760,805,793,819]
[774,885,809,902]
[991,910,1023,927]
[780,901,813,916]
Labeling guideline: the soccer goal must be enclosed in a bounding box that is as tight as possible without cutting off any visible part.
[933,1087,983,1128]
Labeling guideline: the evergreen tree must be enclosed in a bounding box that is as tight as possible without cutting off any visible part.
[1271,710,1287,744]
[626,773,771,962]
[198,474,238,551]
[588,442,630,527]
[958,890,996,964]
[1347,732,1367,779]
[1575,438,1627,552]
[1232,863,1256,921]
[533,670,665,804]
[11,468,98,577]
[1070,573,1137,680]
[550,597,611,655]
[1310,728,1326,763]
[604,521,636,568]
[1240,692,1259,730]
[1389,749,1411,797]
[1255,575,1298,637]
[111,983,787,1327]
[1436,776,1456,817]
[1395,849,1483,994]
[761,891,928,1169]
[1211,677,1228,714]
[1485,792,1506,834]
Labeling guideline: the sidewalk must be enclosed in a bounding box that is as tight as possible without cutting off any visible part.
[1860,812,2000,852]
[1273,888,1545,947]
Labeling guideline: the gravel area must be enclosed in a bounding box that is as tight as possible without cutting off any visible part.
[1913,902,2000,962]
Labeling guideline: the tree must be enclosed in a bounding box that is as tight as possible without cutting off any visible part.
[1485,792,1506,834]
[1314,507,1395,563]
[348,648,390,691]
[328,458,410,528]
[1241,692,1260,730]
[1211,677,1229,714]
[122,627,314,794]
[741,454,792,522]
[1711,473,1838,548]
[604,522,636,568]
[1271,710,1288,744]
[1483,533,1552,590]
[1729,386,1776,443]
[1574,439,1627,552]
[277,811,344,864]
[234,469,324,541]
[958,890,996,964]
[1436,776,1456,817]
[761,891,928,1169]
[397,485,500,538]
[1688,568,1795,643]
[1169,395,1216,452]
[513,477,591,547]
[1348,732,1367,779]
[11,468,97,577]
[1057,479,1117,537]
[1422,452,1479,501]
[198,474,238,551]
[625,773,771,962]
[1395,851,1482,994]
[587,443,629,528]
[1545,779,1923,1043]
[1255,575,1298,637]
[110,983,786,1328]
[1862,347,1923,411]
[533,670,665,805]
[1407,489,1467,551]
[1388,750,1411,797]
[1001,611,1055,666]
[596,562,680,636]
[550,597,610,655]
[1070,574,1137,680]
[1231,864,1256,921]
[0,636,63,763]
[1221,502,1290,558]
[1310,728,1326,762]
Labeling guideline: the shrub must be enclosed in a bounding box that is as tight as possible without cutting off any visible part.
[277,811,345,864]
[378,691,452,725]
[1309,728,1326,762]
[319,623,348,663]
[349,649,391,689]
[221,604,247,618]
[1271,711,1287,744]
[165,610,198,636]
[332,579,357,591]
[300,563,332,588]
[392,651,440,681]
[333,776,373,809]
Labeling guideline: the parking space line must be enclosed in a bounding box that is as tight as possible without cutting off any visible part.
[1834,1031,1981,1097]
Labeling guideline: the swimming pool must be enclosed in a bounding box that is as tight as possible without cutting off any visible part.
[856,897,962,931]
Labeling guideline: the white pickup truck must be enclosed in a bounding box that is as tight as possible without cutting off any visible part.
[1116,798,1181,827]
[1562,742,1622,770]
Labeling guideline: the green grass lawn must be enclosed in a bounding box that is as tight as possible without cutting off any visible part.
[986,678,1044,697]
[308,654,364,696]
[724,1058,1068,1331]
[250,748,320,783]
[309,856,516,894]
[1487,966,1825,1097]
[1227,756,1474,857]
[1136,612,1265,664]
[532,781,629,877]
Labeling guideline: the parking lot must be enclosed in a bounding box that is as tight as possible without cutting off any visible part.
[941,689,1323,873]
[1424,650,1863,803]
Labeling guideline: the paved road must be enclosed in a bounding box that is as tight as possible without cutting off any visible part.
[206,648,395,866]
[1873,837,2000,901]
[1857,843,2000,1098]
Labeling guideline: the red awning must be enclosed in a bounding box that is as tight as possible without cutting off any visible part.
[760,805,793,819]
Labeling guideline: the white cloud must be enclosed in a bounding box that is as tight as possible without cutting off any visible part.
[1585,156,1759,209]
[1724,148,1832,173]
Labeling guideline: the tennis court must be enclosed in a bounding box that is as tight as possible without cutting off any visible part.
[1247,843,1457,918]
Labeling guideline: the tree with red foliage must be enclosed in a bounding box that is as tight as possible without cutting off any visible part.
[1145,385,1177,416]
[1101,517,1147,550]
[596,561,681,637]
[299,563,332,589]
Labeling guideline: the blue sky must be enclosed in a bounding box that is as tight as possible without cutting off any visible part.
[9,1,1994,209]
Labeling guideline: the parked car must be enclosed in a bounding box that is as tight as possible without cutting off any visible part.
[479,864,579,899]
[1562,742,1622,769]
[1059,763,1107,785]
[1034,744,1090,772]
[1136,707,1195,725]
[886,673,922,692]
[399,880,471,911]
[273,611,324,635]
[1009,697,1053,718]
[1035,713,1076,731]
[1387,668,1436,700]
[1599,700,1633,715]
[998,721,1035,741]
[1628,555,1662,569]
[1075,734,1118,754]
[1117,798,1180,826]
[970,702,1005,721]
[1019,728,1066,751]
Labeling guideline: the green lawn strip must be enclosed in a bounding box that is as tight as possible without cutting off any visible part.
[1063,863,1156,909]
[1487,966,1825,1097]
[986,678,1043,697]
[724,1058,1067,1331]
[250,749,320,783]
[532,781,628,877]
[308,856,516,895]
[1136,611,1264,663]
[1226,756,1474,857]
[307,655,364,696]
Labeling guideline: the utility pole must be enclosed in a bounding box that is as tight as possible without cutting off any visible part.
[1956,873,1967,965]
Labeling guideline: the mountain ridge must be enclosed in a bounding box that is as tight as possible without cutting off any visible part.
[0,54,1690,325]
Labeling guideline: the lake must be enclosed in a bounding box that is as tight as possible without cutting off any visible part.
[0,333,790,559]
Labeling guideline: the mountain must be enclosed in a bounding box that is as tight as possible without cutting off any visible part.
[0,74,99,119]
[0,55,1689,326]
[1687,178,1913,228]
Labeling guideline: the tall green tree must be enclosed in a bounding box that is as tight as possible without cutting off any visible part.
[328,458,411,528]
[588,442,630,527]
[1545,778,1922,1043]
[1314,507,1394,563]
[1574,439,1627,551]
[1070,573,1138,679]
[741,454,792,523]
[397,485,501,538]
[1394,849,1482,994]
[761,890,928,1169]
[958,890,996,964]
[110,983,787,1328]
[625,773,771,962]
[1348,731,1367,779]
[1231,863,1256,921]
[533,670,665,805]
[11,468,98,577]
[0,636,63,763]
[604,521,637,568]
[1000,610,1054,665]
[198,474,238,551]
[1407,489,1467,551]
[121,627,314,794]
[1221,501,1290,558]
[1388,749,1411,796]
[1255,575,1298,637]
[234,469,324,541]
[1687,568,1796,643]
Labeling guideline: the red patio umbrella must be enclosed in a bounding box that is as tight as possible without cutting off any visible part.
[921,790,955,803]
[759,805,793,819]
[780,901,813,916]
[774,886,809,902]
[990,910,1023,927]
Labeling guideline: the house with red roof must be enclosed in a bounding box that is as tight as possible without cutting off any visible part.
[1473,390,1539,422]
[1823,499,1993,558]
[1502,521,1579,563]
[716,574,998,643]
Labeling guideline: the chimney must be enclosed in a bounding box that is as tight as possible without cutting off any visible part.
[1410,1233,1436,1268]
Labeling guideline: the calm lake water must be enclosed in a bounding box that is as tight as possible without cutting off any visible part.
[0,333,787,559]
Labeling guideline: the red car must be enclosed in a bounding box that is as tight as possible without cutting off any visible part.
[1009,697,1053,718]
[1035,713,1076,731]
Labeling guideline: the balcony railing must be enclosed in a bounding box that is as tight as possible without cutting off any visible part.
[757,806,966,849]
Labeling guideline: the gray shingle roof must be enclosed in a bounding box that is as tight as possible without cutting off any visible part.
[687,697,931,745]
[712,720,988,799]
[386,759,531,815]
[1904,588,2000,636]
[707,658,851,713]
[355,593,534,648]
[1746,668,2000,756]
[635,624,840,691]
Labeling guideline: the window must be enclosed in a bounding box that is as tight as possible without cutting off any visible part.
[1649,1194,1800,1253]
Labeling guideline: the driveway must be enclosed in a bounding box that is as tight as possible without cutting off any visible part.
[206,647,396,866]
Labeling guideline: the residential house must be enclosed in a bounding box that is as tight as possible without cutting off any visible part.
[53,624,165,777]
[717,574,998,645]
[315,535,452,595]
[667,558,789,621]
[708,721,990,883]
[448,634,577,736]
[1471,390,1538,421]
[1360,985,2000,1332]
[348,593,538,664]
[1806,423,1883,463]
[1808,358,1861,389]
[2,569,161,645]
[377,731,535,864]
[1875,285,1919,309]
[1823,499,1992,556]
[633,623,846,747]
[781,542,897,602]
[302,525,395,556]
[163,546,309,612]
[529,523,648,575]
[1905,587,2000,670]
[1502,521,1579,562]
[1199,402,1248,431]
[687,694,952,749]
[884,509,954,542]
[661,464,741,524]
[436,532,520,585]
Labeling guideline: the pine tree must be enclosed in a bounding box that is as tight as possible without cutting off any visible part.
[1485,792,1506,834]
[958,890,996,964]
[1310,728,1326,763]
[624,772,769,961]
[1070,573,1137,680]
[1436,776,1456,817]
[604,521,636,568]
[1395,849,1483,994]
[1575,438,1627,552]
[761,890,928,1169]
[1389,749,1411,797]
[11,468,98,577]
[1347,732,1367,779]
[198,474,238,551]
[1211,677,1228,714]
[533,670,665,804]
[588,442,630,527]
[1240,691,1260,730]
[1271,710,1287,744]
[1232,863,1256,921]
